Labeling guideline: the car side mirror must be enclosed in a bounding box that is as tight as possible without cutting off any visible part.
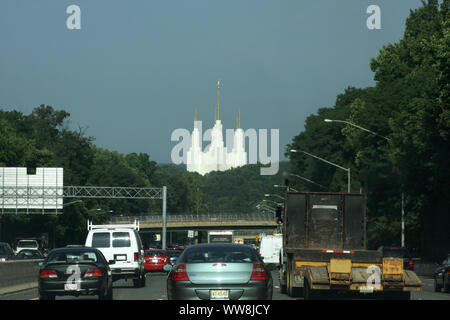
[109,260,115,265]
[163,264,173,272]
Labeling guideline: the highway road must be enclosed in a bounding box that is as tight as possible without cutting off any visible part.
[1,271,449,301]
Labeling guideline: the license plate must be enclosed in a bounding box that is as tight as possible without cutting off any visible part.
[152,258,158,262]
[359,286,374,293]
[115,255,127,261]
[210,290,229,299]
[64,283,80,291]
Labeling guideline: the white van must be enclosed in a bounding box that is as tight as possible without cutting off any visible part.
[15,239,39,254]
[85,219,146,287]
[259,234,283,269]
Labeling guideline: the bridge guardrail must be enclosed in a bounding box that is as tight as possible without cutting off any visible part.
[110,212,275,224]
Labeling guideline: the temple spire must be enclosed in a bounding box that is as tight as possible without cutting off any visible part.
[237,108,241,129]
[216,80,221,121]
[194,107,198,128]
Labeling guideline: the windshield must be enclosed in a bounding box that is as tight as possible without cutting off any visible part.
[178,245,258,263]
[47,250,100,263]
[17,241,38,248]
[16,250,42,259]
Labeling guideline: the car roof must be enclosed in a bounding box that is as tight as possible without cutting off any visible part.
[49,246,99,253]
[185,243,252,249]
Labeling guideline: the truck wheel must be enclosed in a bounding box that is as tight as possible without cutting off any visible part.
[444,277,450,293]
[304,278,313,300]
[434,277,442,292]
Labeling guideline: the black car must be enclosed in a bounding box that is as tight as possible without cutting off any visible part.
[0,242,15,261]
[38,247,114,300]
[13,249,44,260]
[377,246,414,270]
[434,254,450,293]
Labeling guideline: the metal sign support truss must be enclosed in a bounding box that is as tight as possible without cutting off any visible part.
[0,185,169,249]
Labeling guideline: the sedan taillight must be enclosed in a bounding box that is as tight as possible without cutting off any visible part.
[408,260,414,269]
[84,268,103,277]
[250,263,267,281]
[40,270,58,279]
[172,263,190,281]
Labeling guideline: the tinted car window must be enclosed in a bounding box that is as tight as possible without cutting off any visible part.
[179,245,258,263]
[145,250,166,256]
[112,232,131,248]
[47,250,100,263]
[92,233,110,248]
[16,250,43,259]
[0,244,12,255]
[17,241,38,248]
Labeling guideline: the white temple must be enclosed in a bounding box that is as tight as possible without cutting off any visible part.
[186,80,247,175]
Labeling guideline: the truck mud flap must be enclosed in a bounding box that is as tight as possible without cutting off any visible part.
[329,259,352,286]
[306,266,329,288]
[382,259,404,288]
[403,270,422,290]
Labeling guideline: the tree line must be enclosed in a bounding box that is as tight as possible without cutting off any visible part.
[286,0,449,260]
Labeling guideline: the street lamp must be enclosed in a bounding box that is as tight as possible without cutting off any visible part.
[264,194,284,201]
[290,149,350,193]
[324,119,391,141]
[288,174,327,190]
[263,199,282,206]
[274,184,299,192]
[324,118,405,247]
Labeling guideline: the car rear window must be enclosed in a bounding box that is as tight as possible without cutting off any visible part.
[0,245,11,254]
[18,241,38,248]
[145,250,166,256]
[112,232,131,248]
[179,245,258,263]
[92,232,110,248]
[47,251,99,263]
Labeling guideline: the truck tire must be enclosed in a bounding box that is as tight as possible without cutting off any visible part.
[434,277,443,292]
[303,278,314,300]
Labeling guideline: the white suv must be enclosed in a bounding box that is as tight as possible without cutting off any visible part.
[85,219,146,287]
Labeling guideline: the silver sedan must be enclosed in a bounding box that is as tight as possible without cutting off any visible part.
[164,243,273,300]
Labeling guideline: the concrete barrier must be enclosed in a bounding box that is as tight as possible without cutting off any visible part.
[0,259,42,295]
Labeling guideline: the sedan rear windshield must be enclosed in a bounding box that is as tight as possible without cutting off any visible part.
[17,241,38,248]
[47,251,100,263]
[0,245,11,254]
[145,250,166,256]
[179,245,258,263]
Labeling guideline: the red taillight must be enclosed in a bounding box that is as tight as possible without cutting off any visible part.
[171,263,190,281]
[40,270,57,279]
[84,268,102,277]
[134,252,139,261]
[250,263,267,281]
[408,260,414,269]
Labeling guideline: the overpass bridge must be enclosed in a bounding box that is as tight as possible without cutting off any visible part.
[109,212,278,232]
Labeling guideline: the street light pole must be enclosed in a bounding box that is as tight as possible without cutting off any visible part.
[288,174,327,190]
[324,119,391,141]
[324,118,405,247]
[290,149,350,193]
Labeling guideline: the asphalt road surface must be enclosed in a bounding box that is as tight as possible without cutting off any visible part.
[0,271,449,300]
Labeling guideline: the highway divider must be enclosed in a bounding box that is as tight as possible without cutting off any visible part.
[0,259,42,295]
